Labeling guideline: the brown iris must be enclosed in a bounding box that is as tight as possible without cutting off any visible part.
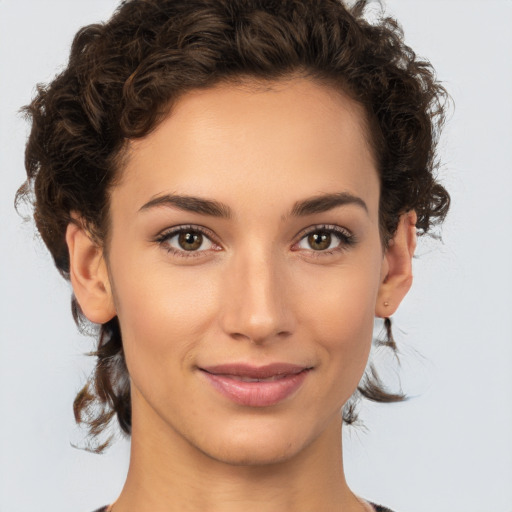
[308,231,331,250]
[178,231,203,251]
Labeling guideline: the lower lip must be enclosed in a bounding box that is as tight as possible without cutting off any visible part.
[201,370,310,407]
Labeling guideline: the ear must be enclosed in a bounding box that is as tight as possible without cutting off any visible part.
[375,211,417,318]
[65,219,116,324]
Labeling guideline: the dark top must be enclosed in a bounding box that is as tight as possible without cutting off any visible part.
[93,503,395,512]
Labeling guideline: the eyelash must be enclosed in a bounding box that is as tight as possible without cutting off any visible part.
[293,224,356,258]
[154,224,356,259]
[155,225,220,258]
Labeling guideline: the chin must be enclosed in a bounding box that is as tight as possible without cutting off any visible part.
[190,420,318,468]
[202,440,303,467]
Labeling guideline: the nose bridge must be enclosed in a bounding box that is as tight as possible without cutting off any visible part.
[220,242,292,343]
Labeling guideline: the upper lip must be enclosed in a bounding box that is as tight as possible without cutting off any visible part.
[200,363,311,379]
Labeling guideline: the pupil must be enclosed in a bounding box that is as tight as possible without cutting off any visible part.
[179,232,202,250]
[308,232,331,250]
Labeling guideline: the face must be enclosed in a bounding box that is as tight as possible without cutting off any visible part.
[97,79,392,465]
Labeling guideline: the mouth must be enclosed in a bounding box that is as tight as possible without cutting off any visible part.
[199,363,312,407]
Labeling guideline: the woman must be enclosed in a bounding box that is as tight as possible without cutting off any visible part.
[16,0,449,510]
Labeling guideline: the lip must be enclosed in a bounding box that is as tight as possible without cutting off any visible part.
[199,363,312,407]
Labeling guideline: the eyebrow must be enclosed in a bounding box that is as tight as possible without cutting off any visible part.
[139,191,368,218]
[290,192,368,217]
[140,194,233,218]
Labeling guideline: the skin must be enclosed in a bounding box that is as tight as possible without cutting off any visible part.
[66,78,416,512]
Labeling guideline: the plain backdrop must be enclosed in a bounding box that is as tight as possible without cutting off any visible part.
[1,1,511,511]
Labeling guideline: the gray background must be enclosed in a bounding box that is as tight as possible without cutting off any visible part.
[1,1,511,511]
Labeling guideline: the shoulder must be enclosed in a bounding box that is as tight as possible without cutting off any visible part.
[371,503,397,512]
[91,504,394,512]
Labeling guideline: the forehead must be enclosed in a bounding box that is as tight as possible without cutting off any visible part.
[113,78,379,219]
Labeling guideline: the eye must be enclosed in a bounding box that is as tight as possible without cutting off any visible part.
[294,225,355,255]
[155,225,220,257]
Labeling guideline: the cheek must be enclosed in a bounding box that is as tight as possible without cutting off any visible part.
[295,258,382,392]
[318,275,376,356]
[109,255,220,385]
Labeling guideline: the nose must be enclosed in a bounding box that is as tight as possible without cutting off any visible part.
[218,247,295,345]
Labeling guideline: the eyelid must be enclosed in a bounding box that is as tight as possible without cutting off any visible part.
[292,224,356,254]
[154,223,355,259]
[294,223,353,241]
[155,224,222,256]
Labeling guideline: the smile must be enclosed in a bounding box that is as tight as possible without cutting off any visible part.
[199,363,312,407]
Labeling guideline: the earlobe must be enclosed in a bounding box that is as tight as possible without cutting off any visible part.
[65,219,116,324]
[375,211,417,318]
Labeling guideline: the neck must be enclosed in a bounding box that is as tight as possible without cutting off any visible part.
[112,394,365,512]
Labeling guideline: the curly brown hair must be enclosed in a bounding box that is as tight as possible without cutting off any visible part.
[17,0,450,451]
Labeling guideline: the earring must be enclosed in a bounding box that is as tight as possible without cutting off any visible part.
[384,301,389,307]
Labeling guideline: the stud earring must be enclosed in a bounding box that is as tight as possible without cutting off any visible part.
[384,301,389,307]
